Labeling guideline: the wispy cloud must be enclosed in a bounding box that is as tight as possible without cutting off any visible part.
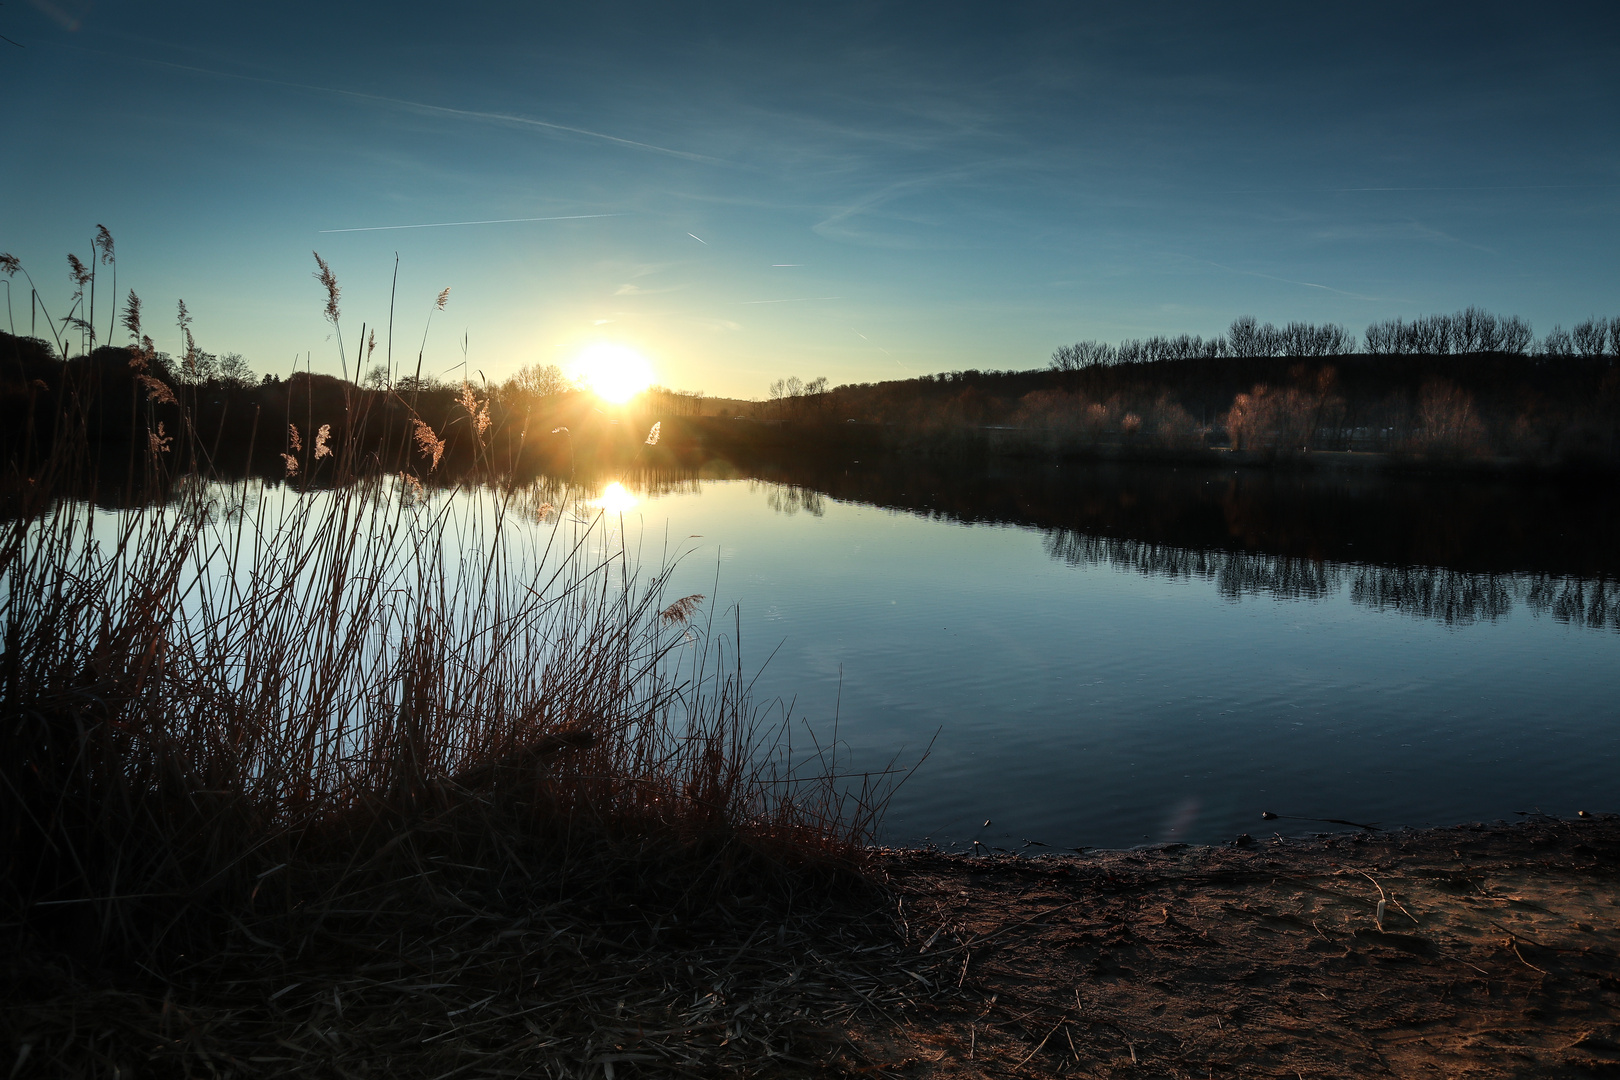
[113,52,732,165]
[319,214,620,234]
[1175,255,1394,304]
[740,296,841,304]
[614,282,689,296]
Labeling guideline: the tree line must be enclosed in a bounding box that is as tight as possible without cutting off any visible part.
[1051,309,1619,370]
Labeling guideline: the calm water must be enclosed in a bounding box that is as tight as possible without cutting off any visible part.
[597,459,1619,851]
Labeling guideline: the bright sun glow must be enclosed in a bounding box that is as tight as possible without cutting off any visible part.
[575,342,654,404]
[591,481,638,514]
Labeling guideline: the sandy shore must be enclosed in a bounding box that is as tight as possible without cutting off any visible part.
[7,815,1615,1077]
[845,814,1620,1079]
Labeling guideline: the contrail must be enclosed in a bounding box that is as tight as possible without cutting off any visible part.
[80,49,729,164]
[740,296,840,304]
[687,233,709,245]
[771,263,803,266]
[852,327,891,355]
[320,214,620,234]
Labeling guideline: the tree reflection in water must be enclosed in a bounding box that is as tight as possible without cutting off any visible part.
[1041,528,1618,630]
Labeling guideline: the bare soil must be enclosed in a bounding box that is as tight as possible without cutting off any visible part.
[844,815,1620,1079]
[8,817,1616,1077]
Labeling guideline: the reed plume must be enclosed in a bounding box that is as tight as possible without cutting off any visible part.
[147,421,171,458]
[457,382,491,441]
[413,418,446,470]
[660,593,705,624]
[122,288,142,340]
[313,252,341,324]
[136,374,177,406]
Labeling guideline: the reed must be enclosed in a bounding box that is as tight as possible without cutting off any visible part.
[0,250,917,1076]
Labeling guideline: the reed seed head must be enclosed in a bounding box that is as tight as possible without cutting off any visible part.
[136,374,177,406]
[128,334,154,371]
[95,224,115,264]
[660,594,705,625]
[288,423,302,452]
[314,423,332,460]
[148,421,172,458]
[645,422,661,446]
[413,419,446,471]
[281,452,299,477]
[123,289,142,340]
[0,253,19,276]
[435,287,451,311]
[67,253,91,287]
[313,252,341,324]
[457,383,492,441]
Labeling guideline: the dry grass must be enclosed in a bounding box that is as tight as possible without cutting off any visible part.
[1,346,924,1075]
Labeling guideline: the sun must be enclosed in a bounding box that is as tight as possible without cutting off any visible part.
[574,342,654,404]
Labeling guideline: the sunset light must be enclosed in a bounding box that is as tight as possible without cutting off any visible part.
[591,480,638,514]
[11,4,1617,1069]
[574,342,653,404]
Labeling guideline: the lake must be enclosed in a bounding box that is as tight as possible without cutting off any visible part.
[586,457,1619,851]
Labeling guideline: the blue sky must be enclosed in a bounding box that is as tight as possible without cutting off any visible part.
[3,1,1616,397]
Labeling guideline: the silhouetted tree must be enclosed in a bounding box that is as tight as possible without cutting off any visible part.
[1572,317,1611,358]
[1540,325,1575,357]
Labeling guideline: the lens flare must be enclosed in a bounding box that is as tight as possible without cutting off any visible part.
[574,342,653,404]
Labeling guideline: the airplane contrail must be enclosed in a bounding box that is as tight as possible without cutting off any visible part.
[740,296,841,304]
[688,233,709,245]
[320,214,620,234]
[87,50,729,164]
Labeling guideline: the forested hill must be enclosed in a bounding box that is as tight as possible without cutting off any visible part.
[760,350,1619,467]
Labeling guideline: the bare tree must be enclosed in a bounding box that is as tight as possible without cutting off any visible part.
[1499,315,1533,354]
[505,362,571,397]
[1229,316,1259,357]
[1051,340,1117,370]
[219,351,255,388]
[1572,317,1610,358]
[1539,325,1574,357]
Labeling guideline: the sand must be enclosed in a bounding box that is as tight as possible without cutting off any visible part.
[842,814,1620,1079]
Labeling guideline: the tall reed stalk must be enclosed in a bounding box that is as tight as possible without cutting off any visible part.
[1,253,886,979]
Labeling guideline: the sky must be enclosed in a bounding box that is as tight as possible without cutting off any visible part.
[2,1,1617,398]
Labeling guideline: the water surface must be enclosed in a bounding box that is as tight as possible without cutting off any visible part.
[610,459,1619,850]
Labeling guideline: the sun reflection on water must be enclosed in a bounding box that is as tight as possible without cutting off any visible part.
[591,481,638,514]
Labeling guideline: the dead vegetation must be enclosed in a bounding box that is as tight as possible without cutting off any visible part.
[0,254,927,1077]
[856,815,1620,1078]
